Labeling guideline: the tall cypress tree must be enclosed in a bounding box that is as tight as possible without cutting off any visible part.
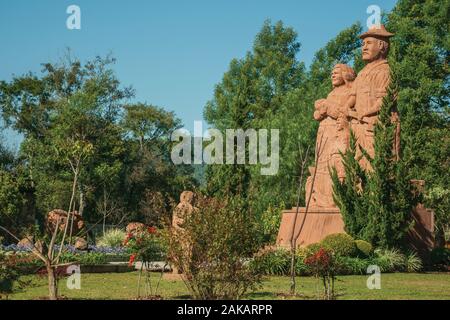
[387,0,450,243]
[332,71,416,248]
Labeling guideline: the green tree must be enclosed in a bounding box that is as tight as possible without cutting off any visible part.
[122,103,195,226]
[0,170,24,235]
[387,0,450,243]
[332,73,415,248]
[123,103,180,152]
[203,20,306,235]
[0,54,133,227]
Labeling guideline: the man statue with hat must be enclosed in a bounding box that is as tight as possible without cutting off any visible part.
[345,24,398,170]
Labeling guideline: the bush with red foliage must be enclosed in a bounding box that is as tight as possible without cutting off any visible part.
[304,247,337,300]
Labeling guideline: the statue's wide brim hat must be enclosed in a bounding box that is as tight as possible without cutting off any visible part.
[359,24,394,39]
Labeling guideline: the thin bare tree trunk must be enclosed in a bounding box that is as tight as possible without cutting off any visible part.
[293,136,326,242]
[155,262,167,296]
[289,137,326,295]
[68,170,79,245]
[137,261,144,298]
[47,263,58,300]
[289,145,310,295]
[79,186,85,217]
[103,186,107,235]
[60,167,78,253]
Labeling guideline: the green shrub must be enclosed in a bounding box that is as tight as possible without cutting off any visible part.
[79,252,110,265]
[355,240,373,257]
[320,233,357,257]
[373,248,405,272]
[404,251,422,272]
[335,256,370,275]
[58,252,130,266]
[0,252,31,298]
[59,252,106,265]
[97,229,127,248]
[260,205,284,244]
[169,197,261,299]
[430,247,450,268]
[250,248,290,276]
[0,252,19,297]
[295,248,311,275]
[295,258,311,276]
[305,243,323,256]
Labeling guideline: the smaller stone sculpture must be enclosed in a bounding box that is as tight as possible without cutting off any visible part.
[172,191,196,230]
[126,222,146,235]
[46,209,85,235]
[170,191,196,274]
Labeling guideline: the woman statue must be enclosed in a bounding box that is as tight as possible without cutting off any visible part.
[306,64,356,208]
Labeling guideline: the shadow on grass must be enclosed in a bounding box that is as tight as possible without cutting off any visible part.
[244,292,277,299]
[245,291,317,300]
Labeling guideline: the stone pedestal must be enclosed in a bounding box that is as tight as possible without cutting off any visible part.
[407,204,435,261]
[276,207,345,248]
[276,205,435,258]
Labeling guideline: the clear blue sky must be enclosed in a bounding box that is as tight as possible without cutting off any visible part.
[0,0,397,149]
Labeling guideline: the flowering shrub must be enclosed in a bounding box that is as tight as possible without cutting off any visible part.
[123,226,168,299]
[123,226,166,266]
[304,247,337,300]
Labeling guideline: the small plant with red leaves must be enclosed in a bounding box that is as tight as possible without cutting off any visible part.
[304,247,337,300]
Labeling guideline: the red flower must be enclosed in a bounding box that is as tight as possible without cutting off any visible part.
[123,233,133,246]
[128,254,136,266]
[147,226,157,234]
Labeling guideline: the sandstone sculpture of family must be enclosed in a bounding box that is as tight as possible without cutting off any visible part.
[306,24,400,208]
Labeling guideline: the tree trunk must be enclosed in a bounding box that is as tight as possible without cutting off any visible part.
[79,186,85,217]
[47,263,58,300]
[289,246,296,295]
[67,169,79,245]
[139,135,144,153]
[289,146,310,296]
[103,186,107,235]
[137,261,144,298]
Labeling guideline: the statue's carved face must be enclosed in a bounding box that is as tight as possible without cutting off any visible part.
[331,67,345,87]
[362,37,385,62]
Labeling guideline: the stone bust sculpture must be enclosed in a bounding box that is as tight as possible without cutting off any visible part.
[306,64,356,208]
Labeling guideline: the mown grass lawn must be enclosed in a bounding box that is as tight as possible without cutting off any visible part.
[7,272,450,300]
